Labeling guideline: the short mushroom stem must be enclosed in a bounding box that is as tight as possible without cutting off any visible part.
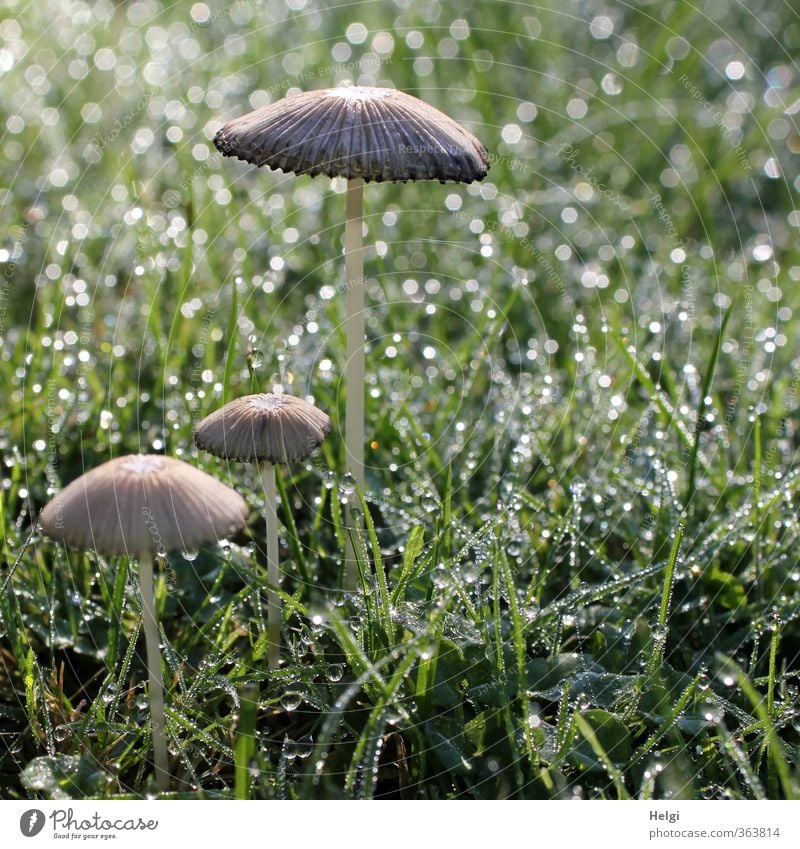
[138,551,170,792]
[345,177,365,592]
[259,462,281,670]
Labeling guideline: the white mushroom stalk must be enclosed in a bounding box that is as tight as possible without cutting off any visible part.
[344,177,365,592]
[257,462,280,671]
[39,454,249,794]
[345,176,365,492]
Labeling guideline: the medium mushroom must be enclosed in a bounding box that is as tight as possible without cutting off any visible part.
[214,85,489,497]
[194,393,332,670]
[39,454,249,793]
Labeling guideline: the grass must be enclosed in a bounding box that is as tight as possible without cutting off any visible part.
[1,0,800,799]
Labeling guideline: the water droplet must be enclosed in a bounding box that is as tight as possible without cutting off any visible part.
[506,540,522,557]
[182,549,199,562]
[422,494,438,513]
[338,473,357,501]
[294,738,313,759]
[326,663,344,682]
[280,691,303,711]
[54,726,69,742]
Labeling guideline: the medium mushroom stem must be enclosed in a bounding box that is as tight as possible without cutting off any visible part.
[345,177,365,487]
[258,462,281,670]
[138,551,170,792]
[345,177,365,592]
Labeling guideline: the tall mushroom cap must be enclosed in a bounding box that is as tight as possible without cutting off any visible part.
[194,393,332,464]
[214,86,489,184]
[39,455,249,557]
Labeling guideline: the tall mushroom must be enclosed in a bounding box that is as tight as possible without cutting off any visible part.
[194,393,332,670]
[39,454,249,793]
[213,85,489,496]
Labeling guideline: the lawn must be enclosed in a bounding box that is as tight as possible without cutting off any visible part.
[1,0,799,799]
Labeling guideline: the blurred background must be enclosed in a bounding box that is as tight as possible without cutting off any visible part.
[2,0,797,486]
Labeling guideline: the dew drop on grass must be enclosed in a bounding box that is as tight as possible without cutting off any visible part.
[326,663,344,682]
[651,626,667,645]
[281,691,303,711]
[53,726,69,742]
[323,470,335,490]
[339,473,356,497]
[295,739,313,759]
[182,549,199,561]
[422,494,438,512]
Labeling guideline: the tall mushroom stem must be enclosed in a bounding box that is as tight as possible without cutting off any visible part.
[344,177,365,592]
[258,462,280,670]
[138,551,170,792]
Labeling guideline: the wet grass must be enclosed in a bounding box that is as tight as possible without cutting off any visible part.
[1,0,800,799]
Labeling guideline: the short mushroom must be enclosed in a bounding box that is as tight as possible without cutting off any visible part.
[39,454,249,793]
[194,393,332,670]
[214,85,489,497]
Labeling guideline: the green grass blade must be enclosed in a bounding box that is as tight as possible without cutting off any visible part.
[720,655,796,800]
[685,305,732,510]
[234,684,259,800]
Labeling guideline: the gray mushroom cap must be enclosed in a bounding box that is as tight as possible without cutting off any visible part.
[194,393,332,465]
[214,86,489,184]
[39,454,249,557]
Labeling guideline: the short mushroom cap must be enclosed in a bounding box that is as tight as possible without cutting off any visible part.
[214,86,489,184]
[39,455,249,557]
[194,393,332,464]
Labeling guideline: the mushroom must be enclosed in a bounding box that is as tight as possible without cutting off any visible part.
[194,393,332,670]
[39,454,249,793]
[213,85,489,496]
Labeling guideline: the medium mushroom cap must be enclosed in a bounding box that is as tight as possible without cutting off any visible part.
[194,393,332,464]
[39,454,249,557]
[214,86,489,184]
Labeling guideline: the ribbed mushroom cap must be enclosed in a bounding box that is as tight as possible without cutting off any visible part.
[194,393,332,464]
[39,455,249,557]
[214,86,489,184]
